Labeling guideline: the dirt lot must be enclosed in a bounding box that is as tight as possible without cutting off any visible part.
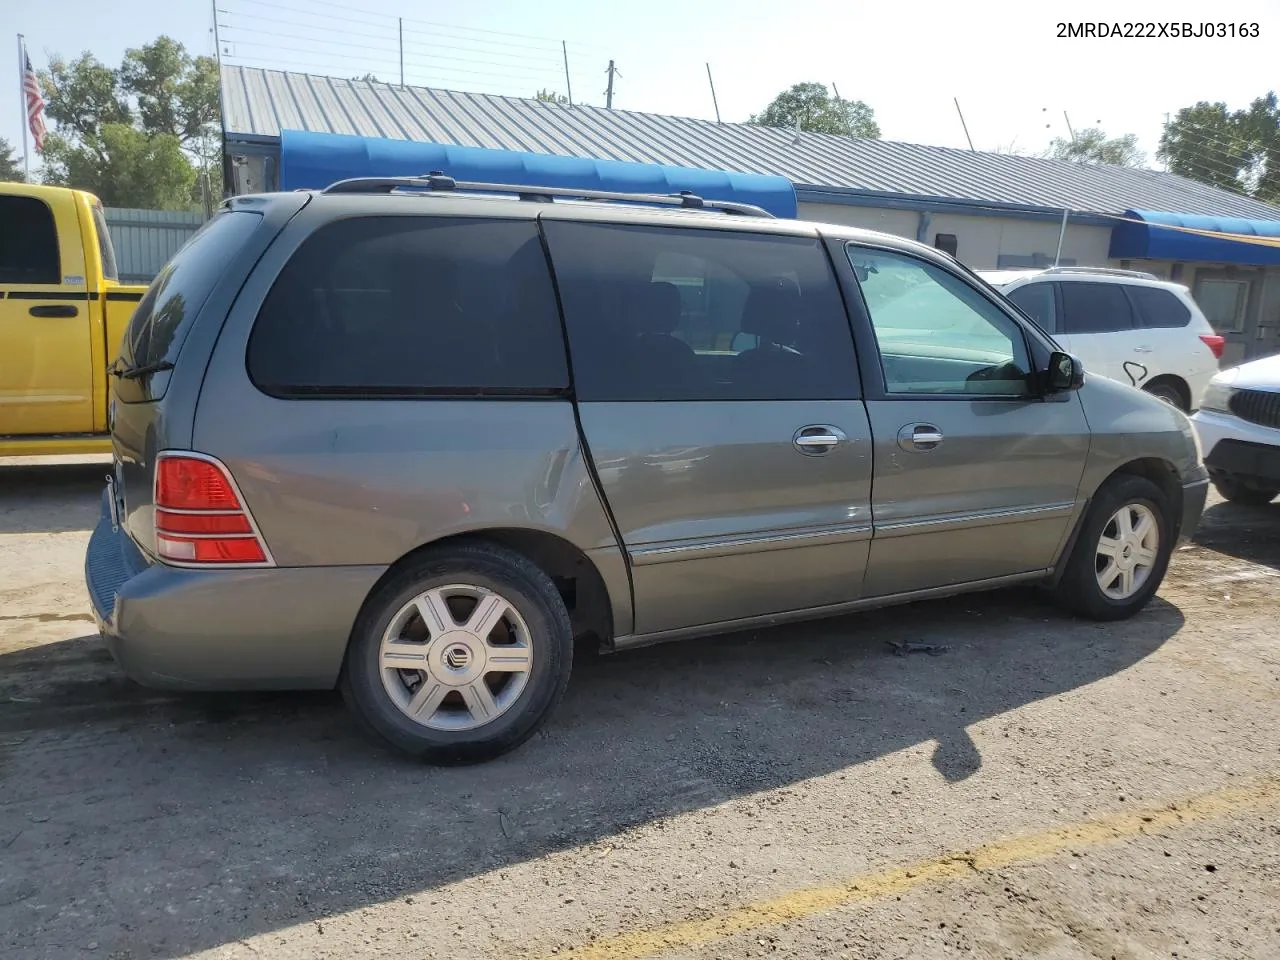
[1,456,1278,960]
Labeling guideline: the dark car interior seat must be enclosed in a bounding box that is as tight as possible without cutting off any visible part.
[731,278,809,388]
[623,280,698,396]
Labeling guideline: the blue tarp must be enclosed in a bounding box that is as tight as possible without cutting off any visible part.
[1109,209,1280,266]
[278,129,798,218]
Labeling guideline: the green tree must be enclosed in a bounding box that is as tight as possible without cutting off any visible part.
[36,36,219,210]
[534,88,570,105]
[1158,93,1280,201]
[42,124,194,208]
[1158,102,1252,194]
[0,138,24,182]
[749,82,880,138]
[1047,127,1145,167]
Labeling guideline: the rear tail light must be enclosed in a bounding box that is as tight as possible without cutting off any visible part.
[153,453,272,566]
[1199,334,1226,359]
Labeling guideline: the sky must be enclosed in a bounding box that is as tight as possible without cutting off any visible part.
[6,0,1280,177]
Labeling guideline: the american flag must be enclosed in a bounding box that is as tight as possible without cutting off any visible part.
[22,45,47,153]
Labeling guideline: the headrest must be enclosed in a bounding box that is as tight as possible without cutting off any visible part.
[631,281,684,335]
[740,277,802,344]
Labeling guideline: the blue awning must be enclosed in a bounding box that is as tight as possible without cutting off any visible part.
[1110,209,1280,265]
[277,129,798,218]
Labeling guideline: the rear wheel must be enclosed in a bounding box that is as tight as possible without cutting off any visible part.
[1053,474,1174,621]
[1211,473,1279,506]
[340,543,573,763]
[1142,379,1188,411]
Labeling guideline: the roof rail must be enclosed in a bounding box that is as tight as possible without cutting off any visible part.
[1041,265,1160,281]
[318,171,776,217]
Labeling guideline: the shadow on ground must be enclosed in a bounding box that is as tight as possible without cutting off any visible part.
[1191,497,1280,570]
[0,585,1183,959]
[0,463,107,535]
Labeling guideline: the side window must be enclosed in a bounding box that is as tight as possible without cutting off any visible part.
[248,217,568,397]
[846,245,1033,397]
[1125,285,1191,329]
[91,203,119,282]
[1005,282,1057,334]
[1058,281,1135,334]
[0,195,60,284]
[544,220,859,402]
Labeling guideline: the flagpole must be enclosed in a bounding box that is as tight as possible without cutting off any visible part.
[17,34,29,179]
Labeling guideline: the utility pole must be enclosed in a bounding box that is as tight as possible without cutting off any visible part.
[604,59,619,109]
[398,18,404,87]
[561,41,573,106]
[1063,110,1076,142]
[954,97,975,151]
[706,63,721,123]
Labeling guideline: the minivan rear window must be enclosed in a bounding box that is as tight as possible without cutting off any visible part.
[1125,285,1192,329]
[247,216,568,397]
[121,209,263,397]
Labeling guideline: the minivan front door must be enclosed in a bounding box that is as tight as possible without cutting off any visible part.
[543,216,873,637]
[840,243,1090,597]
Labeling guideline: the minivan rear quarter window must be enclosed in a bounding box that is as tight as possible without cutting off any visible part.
[120,209,263,400]
[247,216,568,397]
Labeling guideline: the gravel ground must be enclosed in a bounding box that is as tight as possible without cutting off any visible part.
[1,456,1277,960]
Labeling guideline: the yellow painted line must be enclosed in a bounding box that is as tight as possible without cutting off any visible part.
[544,775,1280,960]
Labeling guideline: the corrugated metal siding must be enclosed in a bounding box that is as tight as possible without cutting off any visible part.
[221,65,1280,222]
[103,207,206,283]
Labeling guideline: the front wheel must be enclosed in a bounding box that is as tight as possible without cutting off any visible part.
[1052,474,1175,621]
[340,543,574,764]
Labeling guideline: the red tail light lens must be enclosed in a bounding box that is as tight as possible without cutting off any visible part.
[156,457,242,510]
[153,454,270,565]
[1199,334,1226,359]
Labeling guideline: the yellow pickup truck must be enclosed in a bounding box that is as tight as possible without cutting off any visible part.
[0,182,149,456]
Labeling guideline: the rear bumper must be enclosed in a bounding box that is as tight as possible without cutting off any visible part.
[85,490,385,690]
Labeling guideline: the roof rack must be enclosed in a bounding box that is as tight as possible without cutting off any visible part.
[318,171,776,218]
[1041,265,1160,281]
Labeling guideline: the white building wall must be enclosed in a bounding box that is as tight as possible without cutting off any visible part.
[797,201,1113,269]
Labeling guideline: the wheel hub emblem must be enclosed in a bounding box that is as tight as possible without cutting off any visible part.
[445,645,472,670]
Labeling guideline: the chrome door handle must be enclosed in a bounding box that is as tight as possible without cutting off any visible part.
[898,423,944,451]
[793,424,848,455]
[1133,345,1153,353]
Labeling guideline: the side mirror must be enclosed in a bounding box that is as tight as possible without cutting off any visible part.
[1046,351,1085,392]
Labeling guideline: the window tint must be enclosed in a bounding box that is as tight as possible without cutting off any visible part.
[1006,283,1057,334]
[91,203,119,281]
[1058,281,1135,334]
[124,210,263,385]
[248,217,568,397]
[545,221,858,402]
[847,245,1033,397]
[0,195,59,284]
[1125,285,1191,329]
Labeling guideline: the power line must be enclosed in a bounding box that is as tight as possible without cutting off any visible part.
[217,27,563,77]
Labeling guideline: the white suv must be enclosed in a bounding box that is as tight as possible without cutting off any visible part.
[978,266,1224,411]
[1191,352,1280,505]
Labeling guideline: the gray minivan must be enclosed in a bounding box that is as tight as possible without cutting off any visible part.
[86,176,1208,763]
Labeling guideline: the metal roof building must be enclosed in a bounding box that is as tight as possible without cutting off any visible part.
[221,65,1280,220]
[219,66,1280,361]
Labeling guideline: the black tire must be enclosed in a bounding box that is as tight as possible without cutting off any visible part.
[1211,474,1279,506]
[340,542,573,764]
[1143,380,1188,411]
[1052,474,1175,621]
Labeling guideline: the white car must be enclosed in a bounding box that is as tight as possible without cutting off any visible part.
[978,266,1224,411]
[1191,351,1280,505]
